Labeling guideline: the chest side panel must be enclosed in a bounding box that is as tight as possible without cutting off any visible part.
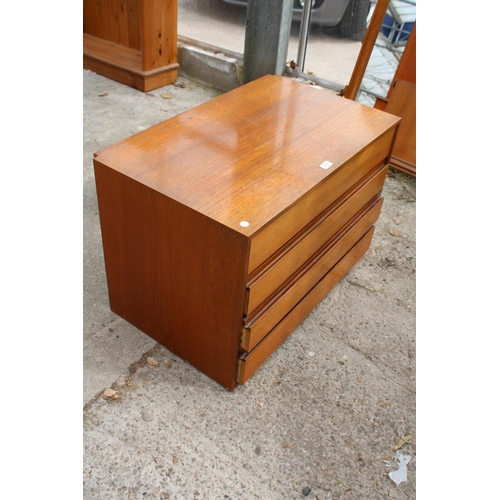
[94,160,250,390]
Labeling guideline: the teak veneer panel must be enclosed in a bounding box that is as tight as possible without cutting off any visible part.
[247,128,395,273]
[94,164,249,390]
[94,75,400,389]
[241,198,384,353]
[237,227,376,385]
[245,163,388,314]
[95,76,399,238]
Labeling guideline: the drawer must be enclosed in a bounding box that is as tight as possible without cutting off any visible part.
[245,164,388,315]
[237,226,375,385]
[247,128,394,274]
[240,197,383,353]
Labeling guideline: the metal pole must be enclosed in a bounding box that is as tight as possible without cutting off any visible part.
[296,0,313,72]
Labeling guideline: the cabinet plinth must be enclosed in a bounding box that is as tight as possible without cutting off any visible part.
[83,0,178,91]
[94,75,400,390]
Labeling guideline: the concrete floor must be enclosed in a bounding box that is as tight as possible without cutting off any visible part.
[83,68,416,499]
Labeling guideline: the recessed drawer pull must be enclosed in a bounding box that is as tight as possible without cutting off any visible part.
[238,227,376,385]
[247,129,395,274]
[240,198,383,353]
[245,164,388,315]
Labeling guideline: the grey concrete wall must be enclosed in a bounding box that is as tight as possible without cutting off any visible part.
[178,37,243,92]
[243,0,294,83]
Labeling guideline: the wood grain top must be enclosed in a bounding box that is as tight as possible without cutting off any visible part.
[94,74,399,236]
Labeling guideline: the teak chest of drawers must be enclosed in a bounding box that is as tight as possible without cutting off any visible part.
[94,75,400,391]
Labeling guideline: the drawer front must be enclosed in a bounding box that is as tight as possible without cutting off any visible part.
[237,226,375,385]
[241,198,383,353]
[245,164,388,315]
[247,129,394,274]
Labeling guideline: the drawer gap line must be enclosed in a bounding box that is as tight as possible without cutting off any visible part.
[244,194,383,326]
[246,161,387,286]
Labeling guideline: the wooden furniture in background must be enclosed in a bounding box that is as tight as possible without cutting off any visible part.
[83,0,178,91]
[93,75,400,390]
[375,23,416,177]
[344,0,391,100]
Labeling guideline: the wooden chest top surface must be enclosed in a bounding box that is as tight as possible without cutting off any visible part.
[94,74,399,236]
